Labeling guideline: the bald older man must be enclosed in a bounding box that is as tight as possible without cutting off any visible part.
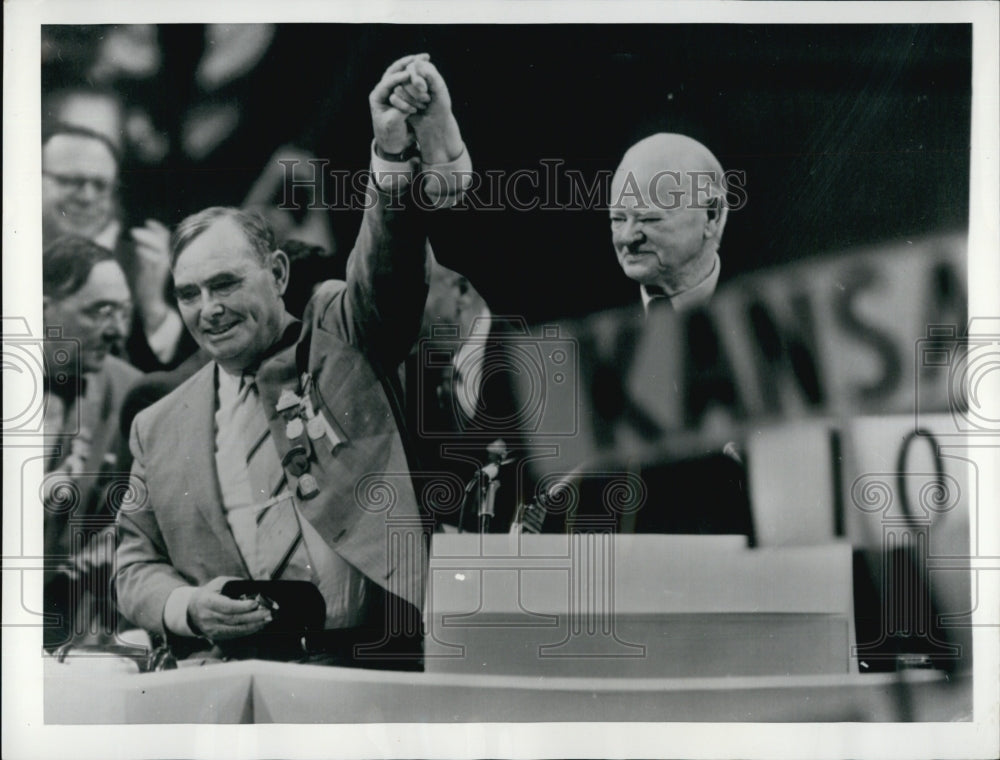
[609,133,728,313]
[598,133,753,540]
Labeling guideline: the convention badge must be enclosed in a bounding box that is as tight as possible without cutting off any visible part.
[286,414,314,464]
[282,446,310,477]
[285,416,306,441]
[306,414,326,440]
[323,417,344,451]
[300,375,343,452]
[276,387,303,420]
[297,473,320,500]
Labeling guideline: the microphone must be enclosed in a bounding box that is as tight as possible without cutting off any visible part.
[511,469,585,535]
[485,438,508,461]
[463,439,514,492]
[456,440,516,533]
[479,457,517,481]
[722,440,744,466]
[477,439,510,533]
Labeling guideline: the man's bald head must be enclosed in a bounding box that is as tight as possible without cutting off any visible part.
[613,133,726,207]
[609,133,728,293]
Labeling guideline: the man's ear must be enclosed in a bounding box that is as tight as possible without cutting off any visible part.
[271,249,290,296]
[703,198,728,240]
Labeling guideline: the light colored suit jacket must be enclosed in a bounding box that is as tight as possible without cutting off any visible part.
[115,191,430,638]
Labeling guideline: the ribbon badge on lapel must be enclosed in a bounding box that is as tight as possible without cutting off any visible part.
[300,372,344,453]
[276,386,319,500]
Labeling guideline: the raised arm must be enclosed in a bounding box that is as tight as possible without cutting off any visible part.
[322,54,471,370]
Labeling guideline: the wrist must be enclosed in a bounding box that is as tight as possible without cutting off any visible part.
[416,115,463,165]
[374,139,418,163]
[185,607,205,639]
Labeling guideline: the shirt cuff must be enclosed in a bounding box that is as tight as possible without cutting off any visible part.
[420,144,473,208]
[163,585,198,637]
[370,140,417,196]
[146,309,184,365]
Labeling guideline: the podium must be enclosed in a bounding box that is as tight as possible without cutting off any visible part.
[425,534,857,678]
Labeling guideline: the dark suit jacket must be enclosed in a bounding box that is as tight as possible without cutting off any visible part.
[407,317,531,533]
[115,189,430,639]
[45,355,143,566]
[44,355,142,649]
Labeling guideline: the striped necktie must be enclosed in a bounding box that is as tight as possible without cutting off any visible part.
[239,373,287,504]
[220,373,311,581]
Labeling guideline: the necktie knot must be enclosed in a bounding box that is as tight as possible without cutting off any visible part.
[239,372,257,401]
[645,286,673,315]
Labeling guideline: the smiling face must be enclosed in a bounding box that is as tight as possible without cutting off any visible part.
[43,260,132,375]
[609,134,726,292]
[42,134,118,244]
[172,217,289,375]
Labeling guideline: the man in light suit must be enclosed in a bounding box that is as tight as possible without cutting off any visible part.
[115,54,471,666]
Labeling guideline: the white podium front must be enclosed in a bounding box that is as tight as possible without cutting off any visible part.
[424,534,856,678]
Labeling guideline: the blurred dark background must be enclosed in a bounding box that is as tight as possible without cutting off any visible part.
[43,23,971,322]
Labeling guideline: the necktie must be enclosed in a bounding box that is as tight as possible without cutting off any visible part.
[645,286,673,315]
[220,374,311,581]
[239,374,286,503]
[254,495,306,580]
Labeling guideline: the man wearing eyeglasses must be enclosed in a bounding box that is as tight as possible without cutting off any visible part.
[42,123,195,372]
[41,235,143,650]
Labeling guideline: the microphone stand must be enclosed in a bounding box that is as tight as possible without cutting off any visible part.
[479,472,501,534]
[460,440,512,534]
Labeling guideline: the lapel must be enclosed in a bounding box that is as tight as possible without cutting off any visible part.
[254,342,301,424]
[245,314,424,608]
[72,371,106,509]
[255,317,307,434]
[254,324,357,509]
[80,368,115,474]
[178,364,249,574]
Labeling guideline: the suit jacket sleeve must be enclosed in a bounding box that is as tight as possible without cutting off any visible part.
[316,182,430,372]
[113,417,191,638]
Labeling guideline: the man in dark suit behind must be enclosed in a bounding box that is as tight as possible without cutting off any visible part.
[517,132,752,540]
[609,132,728,314]
[114,54,472,666]
[409,262,529,533]
[41,235,142,649]
[603,133,752,539]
